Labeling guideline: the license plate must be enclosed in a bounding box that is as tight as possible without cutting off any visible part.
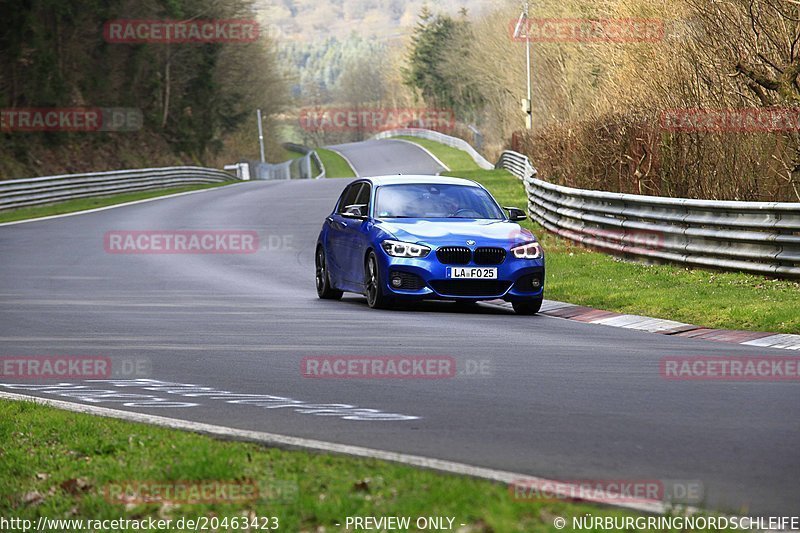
[447,267,497,279]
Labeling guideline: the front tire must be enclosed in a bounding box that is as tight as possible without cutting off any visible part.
[365,251,393,309]
[316,247,343,300]
[512,297,543,315]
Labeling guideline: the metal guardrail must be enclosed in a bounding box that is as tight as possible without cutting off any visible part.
[0,167,238,211]
[282,143,326,179]
[373,128,494,170]
[224,162,251,180]
[251,144,324,181]
[253,160,291,180]
[373,127,800,276]
[496,150,800,277]
[311,151,325,179]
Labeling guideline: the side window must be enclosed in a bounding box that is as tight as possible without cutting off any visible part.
[354,183,371,215]
[336,183,362,215]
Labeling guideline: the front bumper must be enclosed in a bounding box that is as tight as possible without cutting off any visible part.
[376,247,544,302]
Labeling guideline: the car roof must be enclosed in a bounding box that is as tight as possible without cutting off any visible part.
[360,175,481,187]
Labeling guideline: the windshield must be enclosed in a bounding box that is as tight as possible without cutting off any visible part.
[374,184,505,219]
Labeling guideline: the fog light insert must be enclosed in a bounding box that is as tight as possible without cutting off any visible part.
[513,273,543,293]
[389,271,426,290]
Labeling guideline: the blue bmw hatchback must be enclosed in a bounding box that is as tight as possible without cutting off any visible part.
[315,175,545,314]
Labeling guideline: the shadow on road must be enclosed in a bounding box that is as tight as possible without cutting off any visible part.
[333,296,531,316]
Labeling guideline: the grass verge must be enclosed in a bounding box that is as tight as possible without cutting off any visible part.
[396,135,800,334]
[278,147,304,161]
[394,136,481,172]
[317,148,356,178]
[1,398,726,532]
[0,182,232,224]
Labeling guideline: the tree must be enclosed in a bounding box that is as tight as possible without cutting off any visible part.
[402,8,484,123]
[0,0,288,164]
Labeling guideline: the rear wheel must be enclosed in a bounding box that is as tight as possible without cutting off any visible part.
[316,247,342,300]
[365,252,393,309]
[512,297,543,315]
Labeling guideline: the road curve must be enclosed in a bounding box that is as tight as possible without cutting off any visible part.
[0,146,798,517]
[328,139,446,176]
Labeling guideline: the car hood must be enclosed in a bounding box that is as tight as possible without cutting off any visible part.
[375,219,536,248]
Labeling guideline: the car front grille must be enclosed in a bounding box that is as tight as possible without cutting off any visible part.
[429,280,512,297]
[436,246,471,265]
[390,271,426,291]
[473,247,506,265]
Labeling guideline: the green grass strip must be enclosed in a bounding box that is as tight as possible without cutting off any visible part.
[317,148,356,178]
[0,399,728,532]
[0,182,232,224]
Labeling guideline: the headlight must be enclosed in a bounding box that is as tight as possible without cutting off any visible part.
[511,242,543,259]
[381,240,431,258]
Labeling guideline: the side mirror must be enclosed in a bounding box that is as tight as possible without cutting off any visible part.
[504,206,527,221]
[343,205,367,218]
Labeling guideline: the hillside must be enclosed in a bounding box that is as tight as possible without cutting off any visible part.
[256,0,496,42]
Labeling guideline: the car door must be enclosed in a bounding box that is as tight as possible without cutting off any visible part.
[326,183,361,281]
[343,182,372,280]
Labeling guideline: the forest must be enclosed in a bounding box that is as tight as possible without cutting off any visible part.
[0,0,287,178]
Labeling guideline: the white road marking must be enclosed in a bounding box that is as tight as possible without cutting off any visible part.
[489,300,800,351]
[741,334,800,350]
[593,314,690,333]
[326,148,360,178]
[0,389,676,515]
[0,379,419,421]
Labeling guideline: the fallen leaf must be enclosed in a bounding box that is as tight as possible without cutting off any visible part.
[158,503,177,519]
[60,478,92,495]
[539,509,556,524]
[22,491,44,506]
[352,478,371,492]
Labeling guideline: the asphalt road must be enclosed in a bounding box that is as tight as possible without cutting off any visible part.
[328,139,446,176]
[0,142,798,516]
